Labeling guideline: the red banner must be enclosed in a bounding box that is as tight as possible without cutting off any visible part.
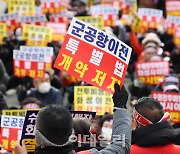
[54,17,132,94]
[151,91,180,123]
[136,61,170,85]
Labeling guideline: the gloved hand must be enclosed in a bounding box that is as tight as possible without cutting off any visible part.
[112,83,129,109]
[125,25,132,33]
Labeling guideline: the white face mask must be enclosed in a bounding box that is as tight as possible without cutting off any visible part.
[38,82,51,93]
[101,127,112,142]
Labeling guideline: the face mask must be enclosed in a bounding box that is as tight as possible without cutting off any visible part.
[38,82,51,94]
[101,127,112,142]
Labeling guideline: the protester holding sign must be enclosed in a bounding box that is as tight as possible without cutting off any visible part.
[15,83,131,154]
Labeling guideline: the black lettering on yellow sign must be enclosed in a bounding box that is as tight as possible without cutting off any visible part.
[139,76,164,85]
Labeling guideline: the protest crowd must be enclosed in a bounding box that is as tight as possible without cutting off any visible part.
[0,0,180,153]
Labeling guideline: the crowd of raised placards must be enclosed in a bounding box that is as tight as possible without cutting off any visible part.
[0,0,179,154]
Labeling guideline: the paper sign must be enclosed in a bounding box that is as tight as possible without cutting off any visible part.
[70,111,96,119]
[138,8,164,33]
[22,24,52,46]
[90,5,119,27]
[136,61,170,85]
[166,0,180,16]
[18,15,46,27]
[0,13,19,30]
[0,115,25,151]
[13,46,53,78]
[119,0,137,14]
[74,86,113,115]
[21,110,39,154]
[77,16,104,30]
[8,0,35,15]
[164,16,180,35]
[0,23,6,44]
[54,17,132,94]
[128,11,142,33]
[46,22,67,41]
[151,91,180,123]
[2,109,26,117]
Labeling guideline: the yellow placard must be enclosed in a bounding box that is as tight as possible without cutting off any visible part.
[22,24,52,46]
[0,23,7,44]
[74,86,113,115]
[77,16,104,30]
[8,0,35,15]
[2,109,27,117]
[128,11,142,33]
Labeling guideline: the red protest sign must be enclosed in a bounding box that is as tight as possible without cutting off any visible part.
[90,5,119,27]
[46,22,67,41]
[54,17,132,94]
[151,91,180,123]
[135,61,170,85]
[13,46,53,78]
[0,115,25,151]
[166,0,180,16]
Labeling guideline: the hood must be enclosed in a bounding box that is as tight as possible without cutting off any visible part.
[132,121,176,147]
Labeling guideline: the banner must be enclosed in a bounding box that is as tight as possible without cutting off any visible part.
[18,15,46,27]
[13,46,53,78]
[164,16,180,35]
[166,0,180,16]
[151,91,180,123]
[136,61,170,85]
[0,115,25,151]
[77,16,104,30]
[46,22,67,41]
[90,5,119,27]
[137,8,164,33]
[0,13,19,30]
[8,0,35,15]
[22,24,52,46]
[74,86,113,115]
[0,23,6,44]
[54,17,132,94]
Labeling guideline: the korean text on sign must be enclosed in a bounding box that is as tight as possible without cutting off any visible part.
[54,17,132,94]
[151,91,180,123]
[0,115,25,151]
[74,86,114,115]
[21,110,39,154]
[22,24,52,46]
[136,61,170,85]
[13,46,53,78]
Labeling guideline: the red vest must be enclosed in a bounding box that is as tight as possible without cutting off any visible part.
[131,144,180,154]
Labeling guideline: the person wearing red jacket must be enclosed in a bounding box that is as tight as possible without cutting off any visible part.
[131,97,180,154]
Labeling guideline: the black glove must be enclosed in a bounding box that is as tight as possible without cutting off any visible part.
[112,83,129,109]
[125,25,132,33]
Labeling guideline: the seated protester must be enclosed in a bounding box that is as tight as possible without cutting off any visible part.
[98,114,113,146]
[131,97,180,154]
[18,72,63,106]
[73,117,103,152]
[15,83,131,154]
[21,97,42,109]
[155,73,179,93]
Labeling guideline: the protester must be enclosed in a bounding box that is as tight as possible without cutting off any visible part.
[21,97,42,109]
[18,72,63,106]
[131,97,180,154]
[14,83,131,154]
